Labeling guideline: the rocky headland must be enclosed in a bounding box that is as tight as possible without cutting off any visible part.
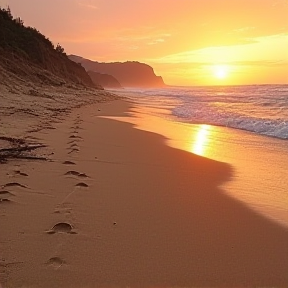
[87,71,122,89]
[69,55,166,88]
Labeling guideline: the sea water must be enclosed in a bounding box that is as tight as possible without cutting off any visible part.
[110,85,288,228]
[120,84,288,140]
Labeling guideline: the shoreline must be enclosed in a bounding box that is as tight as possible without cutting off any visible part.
[106,92,288,228]
[1,98,288,287]
[109,86,288,142]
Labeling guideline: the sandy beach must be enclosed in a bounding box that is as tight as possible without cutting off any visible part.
[1,2,288,287]
[1,98,288,287]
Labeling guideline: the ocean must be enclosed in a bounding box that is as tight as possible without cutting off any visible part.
[120,84,288,140]
[110,84,288,228]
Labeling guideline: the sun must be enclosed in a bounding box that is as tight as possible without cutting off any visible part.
[213,64,229,79]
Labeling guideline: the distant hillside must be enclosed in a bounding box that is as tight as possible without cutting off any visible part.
[88,71,122,89]
[69,55,166,88]
[0,7,102,89]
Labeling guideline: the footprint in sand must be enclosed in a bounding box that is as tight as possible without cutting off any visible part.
[75,182,89,188]
[70,130,79,136]
[78,173,89,178]
[62,160,76,165]
[0,191,14,203]
[65,171,89,178]
[46,257,66,269]
[0,198,12,203]
[71,125,82,130]
[0,190,14,196]
[54,202,73,215]
[74,119,82,124]
[2,182,27,189]
[14,170,28,177]
[67,140,78,145]
[69,135,82,139]
[68,145,79,151]
[67,148,79,154]
[46,222,76,234]
[54,207,72,215]
[65,170,80,176]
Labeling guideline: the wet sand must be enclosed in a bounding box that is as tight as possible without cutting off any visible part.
[117,103,288,228]
[1,100,288,287]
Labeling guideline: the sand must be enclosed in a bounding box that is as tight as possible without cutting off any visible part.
[112,102,288,228]
[1,99,288,287]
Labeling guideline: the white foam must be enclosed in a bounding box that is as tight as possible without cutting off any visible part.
[125,85,288,140]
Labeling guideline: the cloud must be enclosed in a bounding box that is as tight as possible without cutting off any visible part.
[115,29,170,41]
[233,26,256,33]
[153,33,288,65]
[77,0,98,9]
[148,38,165,45]
[112,28,171,49]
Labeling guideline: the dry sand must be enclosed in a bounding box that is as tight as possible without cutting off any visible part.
[1,98,288,287]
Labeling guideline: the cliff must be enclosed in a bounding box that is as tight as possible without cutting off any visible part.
[88,71,122,89]
[0,6,119,150]
[0,7,102,89]
[69,55,166,88]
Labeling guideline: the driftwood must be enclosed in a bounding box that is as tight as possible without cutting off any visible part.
[0,144,46,153]
[14,155,48,161]
[0,136,26,145]
[0,141,48,163]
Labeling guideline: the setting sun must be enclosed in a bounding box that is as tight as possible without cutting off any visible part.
[213,65,229,79]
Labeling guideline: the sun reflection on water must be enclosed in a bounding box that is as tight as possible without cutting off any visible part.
[192,124,211,156]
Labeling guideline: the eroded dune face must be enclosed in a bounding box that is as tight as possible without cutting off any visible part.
[0,7,97,89]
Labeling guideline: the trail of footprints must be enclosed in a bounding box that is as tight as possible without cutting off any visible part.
[1,139,39,204]
[0,190,14,203]
[0,115,92,269]
[67,118,82,155]
[64,115,90,189]
[46,115,91,268]
[0,171,29,204]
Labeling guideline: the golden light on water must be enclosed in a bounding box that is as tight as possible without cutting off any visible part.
[192,124,211,156]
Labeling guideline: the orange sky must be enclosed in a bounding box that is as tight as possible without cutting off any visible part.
[2,0,288,86]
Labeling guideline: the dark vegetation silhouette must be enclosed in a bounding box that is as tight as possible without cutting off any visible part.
[0,6,100,88]
[55,43,66,55]
[0,6,65,61]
